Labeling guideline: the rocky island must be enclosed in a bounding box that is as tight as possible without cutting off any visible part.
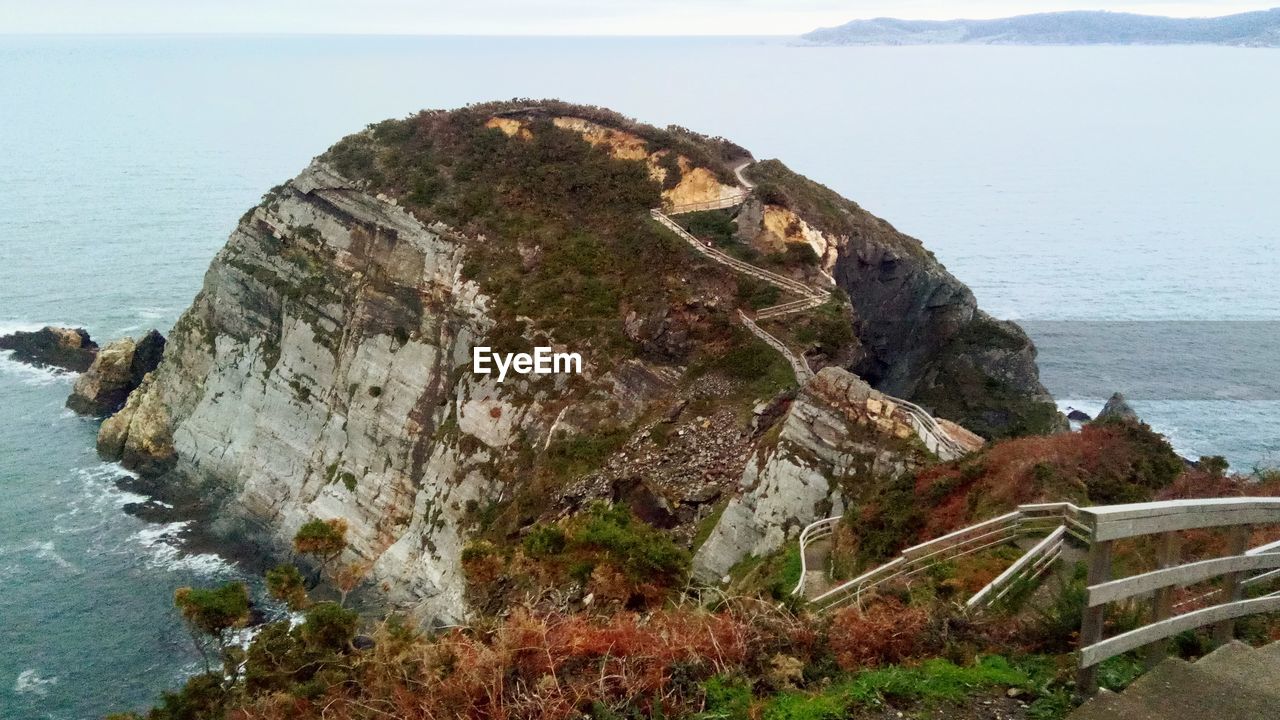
[89,100,1057,623]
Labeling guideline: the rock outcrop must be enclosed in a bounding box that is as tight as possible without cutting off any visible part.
[1096,392,1141,423]
[0,326,98,371]
[67,330,165,416]
[693,367,937,581]
[738,160,1062,439]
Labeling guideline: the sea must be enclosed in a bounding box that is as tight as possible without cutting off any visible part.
[1,35,1277,718]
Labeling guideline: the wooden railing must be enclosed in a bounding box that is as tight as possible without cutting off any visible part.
[650,210,822,299]
[664,193,752,214]
[793,516,841,595]
[1075,498,1280,692]
[793,496,1280,695]
[739,311,814,383]
[893,396,971,461]
[803,503,1084,612]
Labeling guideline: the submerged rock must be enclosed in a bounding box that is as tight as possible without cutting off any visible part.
[1096,392,1140,423]
[67,330,166,416]
[1066,407,1092,423]
[0,326,98,371]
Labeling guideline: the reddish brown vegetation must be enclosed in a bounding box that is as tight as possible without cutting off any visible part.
[913,421,1185,540]
[828,598,929,670]
[230,603,813,720]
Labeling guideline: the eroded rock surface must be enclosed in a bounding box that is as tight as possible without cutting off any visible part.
[67,330,165,416]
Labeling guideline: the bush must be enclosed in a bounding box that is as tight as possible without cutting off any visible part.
[294,518,348,558]
[570,503,690,583]
[523,523,568,558]
[828,598,928,670]
[301,602,359,651]
[265,564,309,611]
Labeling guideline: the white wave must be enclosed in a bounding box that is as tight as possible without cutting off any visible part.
[0,349,76,387]
[13,669,59,696]
[138,303,172,317]
[133,521,237,577]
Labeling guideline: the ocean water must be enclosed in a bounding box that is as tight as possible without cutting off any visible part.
[1,36,1277,717]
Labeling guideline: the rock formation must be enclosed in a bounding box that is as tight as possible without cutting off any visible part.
[1096,392,1141,423]
[693,367,935,581]
[67,330,165,416]
[0,326,98,371]
[733,161,1061,439]
[93,101,1052,623]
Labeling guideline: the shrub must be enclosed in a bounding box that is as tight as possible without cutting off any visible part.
[828,598,928,670]
[301,602,359,651]
[570,503,690,583]
[265,564,309,611]
[294,518,348,559]
[523,523,568,558]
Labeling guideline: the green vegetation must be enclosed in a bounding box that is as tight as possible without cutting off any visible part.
[792,293,855,355]
[735,276,782,310]
[265,564,309,612]
[570,503,690,582]
[323,105,722,365]
[294,518,348,560]
[761,656,1034,720]
[173,582,250,671]
[679,208,738,246]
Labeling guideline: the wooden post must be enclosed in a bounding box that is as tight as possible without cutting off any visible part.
[1077,539,1114,694]
[1145,532,1180,668]
[1212,526,1251,646]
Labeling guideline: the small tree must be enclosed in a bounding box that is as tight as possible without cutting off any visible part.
[265,564,309,612]
[174,582,251,672]
[334,562,371,608]
[294,517,348,587]
[294,518,348,561]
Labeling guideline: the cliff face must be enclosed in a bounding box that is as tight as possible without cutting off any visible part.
[100,101,1053,622]
[102,163,505,618]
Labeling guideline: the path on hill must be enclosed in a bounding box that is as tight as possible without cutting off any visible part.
[651,161,830,383]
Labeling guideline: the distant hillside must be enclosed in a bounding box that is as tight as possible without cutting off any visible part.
[803,8,1280,46]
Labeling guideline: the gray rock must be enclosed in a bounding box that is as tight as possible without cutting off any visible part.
[67,330,166,416]
[1096,392,1141,423]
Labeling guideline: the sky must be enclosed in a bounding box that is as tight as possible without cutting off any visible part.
[1,1,1276,36]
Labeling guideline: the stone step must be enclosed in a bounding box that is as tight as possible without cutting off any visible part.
[1192,640,1280,702]
[1260,640,1280,661]
[1069,657,1280,719]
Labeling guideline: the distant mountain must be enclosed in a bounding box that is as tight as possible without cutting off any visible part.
[802,8,1280,47]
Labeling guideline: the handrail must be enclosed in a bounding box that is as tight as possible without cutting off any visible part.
[1081,596,1280,669]
[665,193,751,214]
[793,516,841,596]
[650,210,822,298]
[1076,497,1280,692]
[968,526,1068,609]
[1087,552,1280,608]
[739,311,813,383]
[804,503,1084,611]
